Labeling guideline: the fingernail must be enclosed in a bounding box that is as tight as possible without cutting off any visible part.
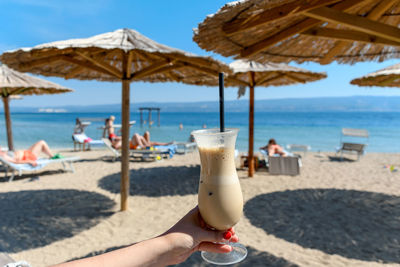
[223,231,232,240]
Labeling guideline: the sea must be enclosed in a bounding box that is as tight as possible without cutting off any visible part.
[1,111,399,153]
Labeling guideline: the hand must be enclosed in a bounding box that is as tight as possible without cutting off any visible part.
[161,207,239,265]
[30,161,38,167]
[50,207,240,267]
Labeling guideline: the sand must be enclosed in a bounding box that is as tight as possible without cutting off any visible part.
[0,148,399,267]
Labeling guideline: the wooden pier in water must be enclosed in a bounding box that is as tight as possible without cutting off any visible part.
[139,107,160,127]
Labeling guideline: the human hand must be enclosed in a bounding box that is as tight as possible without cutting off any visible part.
[161,207,239,265]
[50,207,239,267]
[30,161,38,167]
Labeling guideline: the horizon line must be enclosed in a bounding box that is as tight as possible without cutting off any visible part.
[8,95,400,108]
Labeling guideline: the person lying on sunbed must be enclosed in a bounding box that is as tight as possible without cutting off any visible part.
[260,138,287,157]
[0,140,61,166]
[129,131,173,149]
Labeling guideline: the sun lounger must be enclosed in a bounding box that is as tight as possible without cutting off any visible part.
[173,142,197,154]
[130,147,172,161]
[102,138,174,161]
[0,156,80,182]
[286,144,311,156]
[72,133,104,151]
[260,149,302,174]
[336,128,369,161]
[268,156,300,176]
[102,138,121,161]
[337,142,367,161]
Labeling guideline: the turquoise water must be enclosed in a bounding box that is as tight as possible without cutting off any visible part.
[0,112,399,153]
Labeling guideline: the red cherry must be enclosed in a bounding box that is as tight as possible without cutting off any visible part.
[223,231,232,240]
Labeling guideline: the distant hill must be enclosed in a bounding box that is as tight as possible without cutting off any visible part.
[5,96,400,113]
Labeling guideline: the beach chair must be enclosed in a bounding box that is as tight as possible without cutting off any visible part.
[174,142,197,154]
[260,149,301,175]
[0,155,80,182]
[268,156,300,176]
[72,133,104,151]
[131,145,174,161]
[336,128,369,161]
[102,138,174,162]
[286,144,311,156]
[102,138,121,161]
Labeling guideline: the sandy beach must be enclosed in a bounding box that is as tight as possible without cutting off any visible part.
[0,148,399,267]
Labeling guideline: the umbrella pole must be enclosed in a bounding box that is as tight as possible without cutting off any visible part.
[2,97,14,151]
[121,79,130,211]
[248,72,255,177]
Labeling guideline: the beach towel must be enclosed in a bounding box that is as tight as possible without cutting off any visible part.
[154,144,177,158]
[72,133,104,146]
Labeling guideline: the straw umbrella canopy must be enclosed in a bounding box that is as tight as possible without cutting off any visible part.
[0,28,230,211]
[225,60,326,177]
[194,0,400,65]
[0,64,72,151]
[351,63,400,87]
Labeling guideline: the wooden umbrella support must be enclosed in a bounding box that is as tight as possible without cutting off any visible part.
[248,72,255,177]
[121,52,132,211]
[2,97,14,151]
[120,79,130,211]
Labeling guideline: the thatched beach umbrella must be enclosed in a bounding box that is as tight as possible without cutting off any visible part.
[193,0,400,177]
[351,63,400,87]
[194,0,400,65]
[225,60,326,177]
[0,28,230,211]
[0,64,72,151]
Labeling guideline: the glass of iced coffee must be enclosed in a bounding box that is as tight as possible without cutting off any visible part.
[192,128,247,265]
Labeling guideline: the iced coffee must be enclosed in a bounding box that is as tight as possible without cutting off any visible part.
[192,128,247,265]
[198,146,243,230]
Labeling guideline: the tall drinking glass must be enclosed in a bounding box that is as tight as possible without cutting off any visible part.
[192,128,247,265]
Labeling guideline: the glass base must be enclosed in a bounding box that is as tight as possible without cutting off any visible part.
[201,242,247,265]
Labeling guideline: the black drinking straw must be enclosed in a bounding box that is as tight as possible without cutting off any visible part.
[219,72,225,132]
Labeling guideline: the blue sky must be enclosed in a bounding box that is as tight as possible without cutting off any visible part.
[1,0,400,107]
